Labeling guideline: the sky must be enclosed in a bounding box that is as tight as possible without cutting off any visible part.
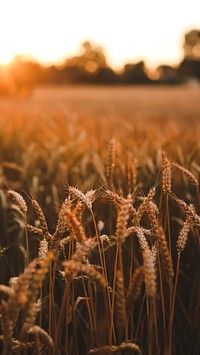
[0,0,200,69]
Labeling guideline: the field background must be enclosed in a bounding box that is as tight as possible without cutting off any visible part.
[1,85,200,117]
[1,84,199,195]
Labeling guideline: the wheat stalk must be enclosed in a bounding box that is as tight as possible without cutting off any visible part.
[72,238,97,262]
[27,325,53,349]
[116,198,132,244]
[38,237,48,260]
[172,162,198,186]
[7,190,28,214]
[63,260,107,290]
[115,270,126,339]
[64,208,86,244]
[146,201,160,237]
[162,151,172,194]
[89,342,142,354]
[32,199,49,237]
[53,197,71,242]
[19,253,54,341]
[135,226,149,250]
[135,187,156,224]
[143,247,157,298]
[0,302,13,355]
[127,162,137,194]
[19,299,41,342]
[177,217,193,253]
[158,227,174,283]
[104,188,125,206]
[126,266,144,307]
[68,186,96,210]
[173,196,200,224]
[106,137,116,189]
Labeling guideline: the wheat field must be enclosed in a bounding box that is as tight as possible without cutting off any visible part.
[0,85,199,355]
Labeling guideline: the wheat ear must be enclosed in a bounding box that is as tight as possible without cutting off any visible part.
[32,199,49,238]
[7,190,28,214]
[53,197,71,242]
[127,162,137,194]
[64,208,86,244]
[135,227,149,250]
[135,187,156,224]
[172,162,198,186]
[115,270,126,340]
[28,326,53,349]
[116,198,132,244]
[174,196,200,224]
[162,151,172,194]
[177,217,193,253]
[143,247,157,298]
[158,227,174,283]
[106,137,116,189]
[63,260,107,290]
[89,342,142,354]
[72,238,97,262]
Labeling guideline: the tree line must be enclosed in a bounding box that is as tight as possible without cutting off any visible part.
[0,29,200,95]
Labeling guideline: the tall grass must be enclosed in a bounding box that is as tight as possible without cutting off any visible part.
[0,86,199,354]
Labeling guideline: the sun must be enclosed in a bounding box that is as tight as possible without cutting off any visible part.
[0,51,15,65]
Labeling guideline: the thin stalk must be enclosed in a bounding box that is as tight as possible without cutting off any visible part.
[48,262,52,338]
[39,283,42,328]
[109,243,119,345]
[65,291,70,355]
[135,293,146,341]
[153,299,159,354]
[70,283,78,355]
[118,243,128,340]
[49,249,59,339]
[158,254,167,351]
[82,279,98,348]
[90,210,105,276]
[101,243,113,340]
[24,212,29,266]
[166,193,174,354]
[68,235,74,260]
[126,238,134,340]
[159,190,163,212]
[55,284,69,348]
[196,185,200,207]
[166,194,171,255]
[91,208,113,343]
[168,252,180,354]
[147,299,152,355]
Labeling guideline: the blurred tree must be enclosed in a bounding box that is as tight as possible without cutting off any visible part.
[121,61,151,84]
[65,41,107,74]
[183,30,200,60]
[61,41,118,83]
[178,29,200,80]
[156,65,179,83]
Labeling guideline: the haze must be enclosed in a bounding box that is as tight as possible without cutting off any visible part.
[0,0,200,68]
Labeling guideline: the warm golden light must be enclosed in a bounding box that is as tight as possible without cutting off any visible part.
[0,0,199,69]
[0,53,14,65]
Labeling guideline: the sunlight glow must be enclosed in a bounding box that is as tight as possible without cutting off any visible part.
[0,53,14,65]
[0,0,200,68]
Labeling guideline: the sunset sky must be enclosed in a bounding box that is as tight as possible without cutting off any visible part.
[0,0,199,69]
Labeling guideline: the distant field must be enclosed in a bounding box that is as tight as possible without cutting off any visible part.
[1,85,199,152]
[1,84,200,117]
[0,85,199,166]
